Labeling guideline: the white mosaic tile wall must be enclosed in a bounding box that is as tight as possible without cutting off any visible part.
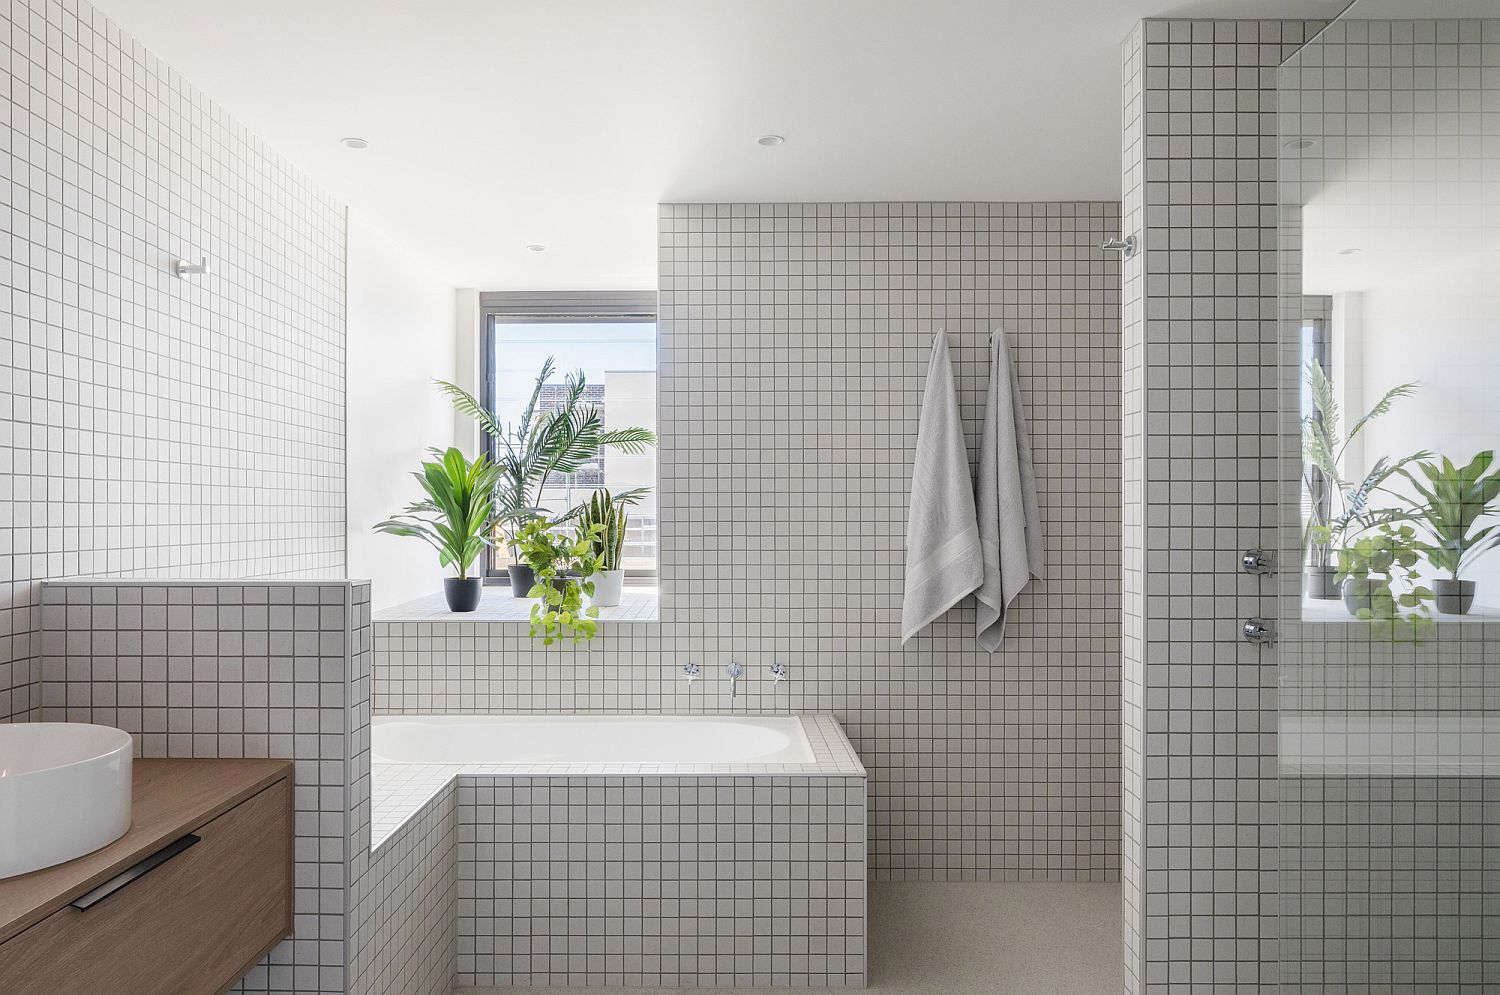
[377,201,1123,883]
[0,0,347,724]
[1121,18,1324,995]
[40,580,369,995]
[456,774,868,988]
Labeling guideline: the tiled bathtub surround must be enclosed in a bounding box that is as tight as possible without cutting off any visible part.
[459,774,868,988]
[377,201,1123,883]
[40,580,372,995]
[0,0,347,723]
[366,715,868,987]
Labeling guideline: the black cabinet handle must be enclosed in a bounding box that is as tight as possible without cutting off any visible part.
[69,834,201,911]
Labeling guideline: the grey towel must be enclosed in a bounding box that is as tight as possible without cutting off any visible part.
[975,329,1043,650]
[902,331,984,643]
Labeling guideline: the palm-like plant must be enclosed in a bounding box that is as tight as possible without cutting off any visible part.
[374,447,503,579]
[436,357,656,561]
[1302,359,1428,568]
[1399,451,1500,580]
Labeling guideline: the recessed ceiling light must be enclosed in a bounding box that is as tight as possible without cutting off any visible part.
[756,134,785,147]
[340,137,369,150]
[526,244,547,253]
[1284,138,1317,151]
[1339,247,1360,255]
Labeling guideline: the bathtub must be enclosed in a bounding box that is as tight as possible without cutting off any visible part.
[373,713,817,765]
[367,713,869,987]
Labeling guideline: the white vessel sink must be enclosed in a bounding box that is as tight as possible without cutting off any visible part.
[0,723,133,879]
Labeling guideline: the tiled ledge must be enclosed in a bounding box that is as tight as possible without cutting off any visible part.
[374,586,659,623]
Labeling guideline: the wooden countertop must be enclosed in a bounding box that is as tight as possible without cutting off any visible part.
[0,757,292,944]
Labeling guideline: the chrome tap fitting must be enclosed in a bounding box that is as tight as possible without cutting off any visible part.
[725,661,744,699]
[681,662,701,685]
[769,662,788,685]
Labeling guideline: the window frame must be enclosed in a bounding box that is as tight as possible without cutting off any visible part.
[477,290,658,586]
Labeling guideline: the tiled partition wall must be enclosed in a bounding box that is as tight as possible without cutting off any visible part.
[40,581,376,995]
[377,201,1123,882]
[0,0,347,723]
[1119,18,1323,995]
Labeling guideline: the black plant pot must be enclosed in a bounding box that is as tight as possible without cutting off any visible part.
[1304,566,1341,600]
[444,576,484,613]
[1434,578,1476,616]
[506,563,536,598]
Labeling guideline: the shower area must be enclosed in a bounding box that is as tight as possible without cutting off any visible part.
[1277,2,1500,990]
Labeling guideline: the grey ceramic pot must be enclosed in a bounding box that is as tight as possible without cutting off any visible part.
[1304,566,1341,600]
[506,563,536,598]
[444,576,483,613]
[1434,578,1476,615]
[1341,576,1373,617]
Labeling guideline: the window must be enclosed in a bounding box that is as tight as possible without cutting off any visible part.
[479,291,657,584]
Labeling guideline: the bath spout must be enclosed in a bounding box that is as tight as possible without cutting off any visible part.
[725,661,744,699]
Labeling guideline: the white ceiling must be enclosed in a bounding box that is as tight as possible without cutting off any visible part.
[95,0,1348,290]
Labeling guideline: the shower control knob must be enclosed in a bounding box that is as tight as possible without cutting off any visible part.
[1241,550,1274,575]
[1242,618,1276,645]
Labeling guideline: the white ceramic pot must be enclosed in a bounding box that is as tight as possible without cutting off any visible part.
[589,569,625,607]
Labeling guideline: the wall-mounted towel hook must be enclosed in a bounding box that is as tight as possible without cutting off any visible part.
[1099,235,1138,259]
[173,257,209,278]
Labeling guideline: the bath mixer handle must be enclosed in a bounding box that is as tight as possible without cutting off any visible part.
[681,662,701,684]
[770,662,788,685]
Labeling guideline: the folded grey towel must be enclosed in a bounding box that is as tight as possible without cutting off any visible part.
[975,328,1044,651]
[902,331,984,643]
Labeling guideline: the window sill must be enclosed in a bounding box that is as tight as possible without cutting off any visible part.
[374,587,659,624]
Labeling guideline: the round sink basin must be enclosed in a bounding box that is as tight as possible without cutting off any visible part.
[0,723,133,879]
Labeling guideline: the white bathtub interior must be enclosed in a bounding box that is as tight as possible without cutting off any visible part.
[373,713,816,765]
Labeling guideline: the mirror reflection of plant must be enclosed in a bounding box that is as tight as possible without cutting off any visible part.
[1302,359,1428,567]
[515,518,606,645]
[1336,521,1434,637]
[374,448,502,579]
[436,357,656,562]
[1398,451,1500,581]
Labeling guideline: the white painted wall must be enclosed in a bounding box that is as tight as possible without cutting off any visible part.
[1352,249,1500,600]
[347,211,459,610]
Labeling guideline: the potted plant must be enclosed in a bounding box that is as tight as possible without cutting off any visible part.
[1335,522,1434,625]
[436,358,655,597]
[578,489,628,607]
[1399,451,1500,615]
[374,447,502,612]
[515,518,605,645]
[1301,360,1425,598]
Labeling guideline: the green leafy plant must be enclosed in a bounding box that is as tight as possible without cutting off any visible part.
[436,359,656,564]
[1336,522,1434,634]
[515,518,605,645]
[1302,359,1428,567]
[578,489,628,571]
[374,448,502,579]
[1399,451,1500,581]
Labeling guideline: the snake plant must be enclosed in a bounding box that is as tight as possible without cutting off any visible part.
[578,489,628,571]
